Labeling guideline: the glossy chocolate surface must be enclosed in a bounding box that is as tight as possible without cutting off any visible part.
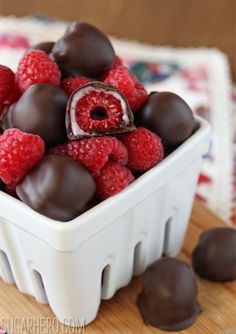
[137,257,201,331]
[29,41,55,54]
[52,22,115,78]
[16,155,96,222]
[135,92,195,147]
[1,83,68,148]
[193,227,236,282]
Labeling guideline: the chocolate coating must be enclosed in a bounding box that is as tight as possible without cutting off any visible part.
[1,103,15,130]
[193,227,236,282]
[1,83,68,148]
[29,41,55,54]
[0,182,4,192]
[52,22,115,78]
[137,257,201,331]
[16,155,96,222]
[135,92,195,147]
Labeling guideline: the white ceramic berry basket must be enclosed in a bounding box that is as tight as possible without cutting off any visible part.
[0,116,210,327]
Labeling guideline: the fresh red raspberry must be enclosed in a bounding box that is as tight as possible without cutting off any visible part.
[103,65,148,111]
[0,65,15,105]
[61,76,90,97]
[16,50,61,92]
[95,162,134,200]
[4,83,21,105]
[0,129,45,185]
[121,127,164,171]
[112,55,123,68]
[51,136,128,177]
[101,56,123,77]
[0,83,21,117]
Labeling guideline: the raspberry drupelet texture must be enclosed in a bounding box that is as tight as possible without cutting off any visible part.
[16,50,61,92]
[66,82,134,139]
[111,55,123,68]
[61,76,91,97]
[76,90,123,132]
[103,65,148,111]
[50,136,128,177]
[0,84,21,116]
[95,162,134,200]
[0,65,15,106]
[121,127,164,171]
[4,83,21,105]
[0,129,45,185]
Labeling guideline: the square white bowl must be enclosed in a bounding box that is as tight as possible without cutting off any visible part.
[0,116,210,326]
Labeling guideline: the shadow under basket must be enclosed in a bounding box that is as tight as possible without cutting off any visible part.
[0,116,210,327]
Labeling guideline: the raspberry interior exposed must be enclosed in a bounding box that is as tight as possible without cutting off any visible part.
[67,82,135,139]
[75,90,123,132]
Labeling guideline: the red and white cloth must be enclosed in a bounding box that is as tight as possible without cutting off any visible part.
[0,328,7,334]
[0,16,235,225]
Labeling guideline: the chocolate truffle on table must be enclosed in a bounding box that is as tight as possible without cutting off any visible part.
[193,227,236,282]
[137,257,201,331]
[66,81,135,139]
[28,41,55,54]
[135,92,195,147]
[16,155,96,222]
[52,22,115,78]
[1,83,68,148]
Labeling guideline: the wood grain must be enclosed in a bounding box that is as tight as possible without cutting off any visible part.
[0,0,235,80]
[0,200,235,334]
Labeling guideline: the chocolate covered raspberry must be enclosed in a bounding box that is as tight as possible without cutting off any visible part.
[52,22,115,78]
[66,82,135,139]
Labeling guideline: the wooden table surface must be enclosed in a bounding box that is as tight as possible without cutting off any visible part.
[0,200,235,334]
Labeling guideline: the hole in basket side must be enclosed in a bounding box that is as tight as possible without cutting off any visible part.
[133,241,144,276]
[31,269,48,304]
[162,218,172,257]
[0,250,15,284]
[101,264,111,297]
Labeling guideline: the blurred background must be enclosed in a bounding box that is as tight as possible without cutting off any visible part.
[0,0,235,78]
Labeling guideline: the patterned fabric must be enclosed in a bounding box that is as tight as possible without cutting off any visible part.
[0,16,234,225]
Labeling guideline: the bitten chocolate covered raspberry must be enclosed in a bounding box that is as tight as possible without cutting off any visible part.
[52,22,115,78]
[66,82,135,139]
